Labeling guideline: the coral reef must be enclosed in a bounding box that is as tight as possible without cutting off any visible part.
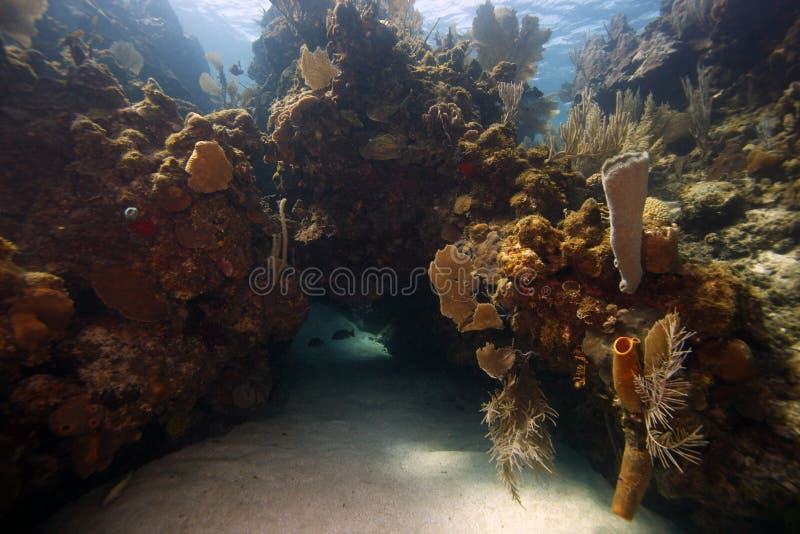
[563,4,800,528]
[1,0,798,530]
[260,1,518,292]
[0,41,306,516]
[573,2,800,111]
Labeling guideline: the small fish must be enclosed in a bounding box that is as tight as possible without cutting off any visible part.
[331,329,355,340]
[229,61,244,76]
[308,337,324,347]
[102,471,133,507]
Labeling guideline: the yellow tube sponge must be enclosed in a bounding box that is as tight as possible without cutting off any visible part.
[612,336,643,413]
[611,442,652,520]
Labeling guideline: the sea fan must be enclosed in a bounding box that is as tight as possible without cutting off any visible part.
[199,72,221,96]
[635,312,707,471]
[110,41,143,75]
[482,367,557,504]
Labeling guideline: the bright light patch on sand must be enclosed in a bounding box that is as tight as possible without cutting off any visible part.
[46,304,678,533]
[293,303,391,360]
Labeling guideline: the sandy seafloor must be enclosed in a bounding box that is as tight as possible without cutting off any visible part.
[45,305,677,533]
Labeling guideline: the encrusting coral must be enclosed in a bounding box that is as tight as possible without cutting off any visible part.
[90,265,169,322]
[1,239,73,363]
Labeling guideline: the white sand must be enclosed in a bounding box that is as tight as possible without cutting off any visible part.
[45,305,677,533]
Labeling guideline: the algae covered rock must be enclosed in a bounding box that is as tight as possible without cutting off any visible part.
[359,134,404,160]
[679,181,746,231]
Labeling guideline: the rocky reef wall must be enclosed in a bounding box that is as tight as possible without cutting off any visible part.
[32,0,213,110]
[574,0,800,111]
[0,40,306,521]
[560,0,800,529]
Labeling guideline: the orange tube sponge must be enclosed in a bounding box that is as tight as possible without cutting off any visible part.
[612,336,643,413]
[612,442,652,520]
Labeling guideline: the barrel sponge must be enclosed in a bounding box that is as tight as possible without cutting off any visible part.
[601,151,649,294]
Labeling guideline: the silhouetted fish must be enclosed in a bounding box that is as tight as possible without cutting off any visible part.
[331,329,355,340]
[308,337,324,347]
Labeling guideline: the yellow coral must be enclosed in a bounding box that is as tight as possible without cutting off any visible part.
[643,196,672,227]
[453,194,472,215]
[298,45,340,91]
[185,140,233,193]
[428,245,503,332]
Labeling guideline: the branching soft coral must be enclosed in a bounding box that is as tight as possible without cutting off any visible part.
[482,364,557,504]
[635,312,707,471]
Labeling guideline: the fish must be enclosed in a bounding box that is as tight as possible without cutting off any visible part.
[331,329,355,340]
[229,62,244,76]
[102,471,133,507]
[308,337,324,347]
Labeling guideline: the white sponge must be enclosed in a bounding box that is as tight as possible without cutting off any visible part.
[602,151,650,294]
